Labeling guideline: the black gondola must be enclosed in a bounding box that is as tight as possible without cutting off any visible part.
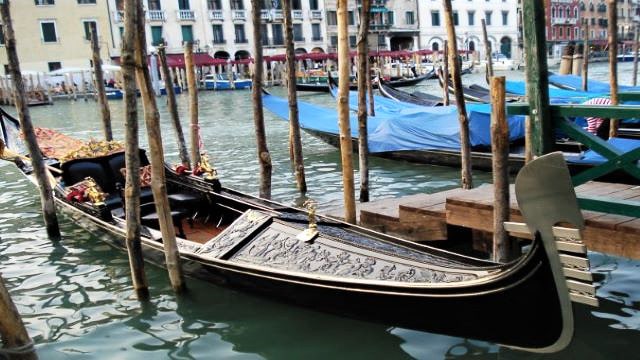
[378,77,445,106]
[436,67,522,103]
[0,107,599,353]
[296,71,433,93]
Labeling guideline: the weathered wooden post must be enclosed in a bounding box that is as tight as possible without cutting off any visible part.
[337,0,356,223]
[158,45,190,168]
[633,26,639,86]
[134,0,185,293]
[559,44,574,75]
[367,59,375,117]
[443,0,473,189]
[481,19,493,78]
[90,25,113,141]
[121,0,149,300]
[608,0,619,138]
[0,275,37,360]
[582,22,589,91]
[357,0,371,202]
[572,44,583,76]
[442,41,450,106]
[282,0,307,194]
[0,0,60,239]
[251,0,272,199]
[184,42,201,168]
[490,76,516,262]
[522,1,554,156]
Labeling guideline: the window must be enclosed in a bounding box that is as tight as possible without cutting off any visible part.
[349,35,357,48]
[468,10,475,25]
[431,11,440,26]
[77,0,96,4]
[231,0,244,10]
[327,11,337,26]
[293,24,303,41]
[261,24,268,45]
[485,11,492,25]
[83,20,97,41]
[378,34,385,46]
[405,11,415,25]
[387,11,394,25]
[48,62,62,72]
[118,27,124,41]
[330,35,338,46]
[559,27,563,38]
[272,24,283,45]
[212,24,224,43]
[0,28,4,45]
[181,25,193,43]
[35,0,55,5]
[453,11,459,26]
[151,26,163,45]
[40,21,58,43]
[312,23,321,40]
[292,0,302,10]
[502,11,508,25]
[348,11,355,25]
[178,0,190,10]
[235,24,247,43]
[309,0,318,10]
[149,0,161,10]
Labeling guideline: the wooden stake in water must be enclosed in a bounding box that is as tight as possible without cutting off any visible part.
[0,0,60,240]
[121,0,149,300]
[184,42,201,168]
[90,25,113,141]
[250,0,272,199]
[357,0,371,203]
[633,26,639,87]
[582,22,589,91]
[608,0,619,138]
[443,0,473,189]
[158,45,191,169]
[442,40,450,106]
[134,0,185,293]
[0,275,37,360]
[482,19,493,78]
[282,0,307,194]
[337,0,356,223]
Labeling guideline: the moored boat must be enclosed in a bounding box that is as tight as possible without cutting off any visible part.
[0,106,599,352]
[203,73,252,90]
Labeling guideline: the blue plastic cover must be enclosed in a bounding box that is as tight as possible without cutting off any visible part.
[504,80,606,102]
[548,74,640,93]
[574,137,640,164]
[262,92,525,153]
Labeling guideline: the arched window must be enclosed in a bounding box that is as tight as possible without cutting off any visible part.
[574,7,578,18]
[559,7,564,18]
[552,7,556,18]
[431,42,439,52]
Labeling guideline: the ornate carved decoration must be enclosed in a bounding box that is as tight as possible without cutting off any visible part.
[196,210,271,258]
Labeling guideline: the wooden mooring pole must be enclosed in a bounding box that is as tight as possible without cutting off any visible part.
[357,0,371,203]
[121,0,149,300]
[250,0,272,199]
[337,0,356,223]
[282,0,307,194]
[490,76,517,262]
[184,42,201,168]
[633,25,639,87]
[442,41,450,106]
[481,19,493,78]
[0,0,60,240]
[443,0,473,189]
[90,25,113,141]
[158,45,191,168]
[134,0,185,293]
[582,22,589,91]
[0,275,37,360]
[608,0,619,138]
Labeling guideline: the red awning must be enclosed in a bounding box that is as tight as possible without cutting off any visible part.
[111,54,228,67]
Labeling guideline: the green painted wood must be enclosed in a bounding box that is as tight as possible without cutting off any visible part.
[619,92,640,102]
[551,105,640,119]
[571,147,640,185]
[522,1,554,155]
[506,103,529,116]
[578,196,640,217]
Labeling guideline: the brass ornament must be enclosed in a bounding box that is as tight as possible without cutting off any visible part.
[296,199,319,243]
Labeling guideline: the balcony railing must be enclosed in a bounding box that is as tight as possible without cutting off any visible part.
[292,10,304,20]
[273,10,283,20]
[370,23,391,31]
[147,10,166,21]
[209,10,223,20]
[113,11,124,23]
[260,9,283,21]
[177,9,196,21]
[551,17,577,25]
[310,10,323,19]
[232,10,247,20]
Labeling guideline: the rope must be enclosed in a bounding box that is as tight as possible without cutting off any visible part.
[0,340,35,359]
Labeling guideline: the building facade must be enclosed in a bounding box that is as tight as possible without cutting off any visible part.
[0,0,112,73]
[545,0,581,58]
[417,0,520,60]
[108,0,328,60]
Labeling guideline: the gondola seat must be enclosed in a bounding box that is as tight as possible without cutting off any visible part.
[139,202,189,239]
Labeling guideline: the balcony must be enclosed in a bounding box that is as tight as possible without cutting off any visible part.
[293,10,304,20]
[113,11,124,23]
[310,10,323,20]
[551,17,577,25]
[177,9,196,21]
[209,10,223,20]
[273,10,284,20]
[147,10,166,21]
[232,10,247,20]
[371,0,387,5]
[260,9,283,21]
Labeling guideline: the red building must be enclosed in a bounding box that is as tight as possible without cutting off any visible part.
[545,0,582,56]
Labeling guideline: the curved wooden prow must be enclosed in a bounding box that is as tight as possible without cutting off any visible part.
[514,152,596,353]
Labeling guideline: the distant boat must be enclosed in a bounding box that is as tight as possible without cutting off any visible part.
[480,53,516,71]
[617,52,639,62]
[203,73,252,90]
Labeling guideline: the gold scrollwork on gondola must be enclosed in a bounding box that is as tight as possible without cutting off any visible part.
[60,139,125,163]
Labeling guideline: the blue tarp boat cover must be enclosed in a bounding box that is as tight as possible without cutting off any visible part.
[262,92,525,153]
[504,80,606,102]
[548,74,640,93]
[571,137,640,164]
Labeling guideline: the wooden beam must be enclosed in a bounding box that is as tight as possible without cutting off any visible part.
[90,25,112,141]
[582,22,589,91]
[0,275,36,360]
[481,19,493,78]
[608,0,619,138]
[357,0,371,202]
[184,42,201,168]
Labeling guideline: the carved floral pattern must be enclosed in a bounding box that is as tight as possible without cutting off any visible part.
[196,210,270,258]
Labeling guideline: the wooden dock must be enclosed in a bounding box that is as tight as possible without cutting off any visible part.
[323,181,640,259]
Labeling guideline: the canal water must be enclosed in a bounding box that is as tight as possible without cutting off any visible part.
[0,62,639,359]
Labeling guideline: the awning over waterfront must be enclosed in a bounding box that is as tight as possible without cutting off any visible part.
[111,53,228,67]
